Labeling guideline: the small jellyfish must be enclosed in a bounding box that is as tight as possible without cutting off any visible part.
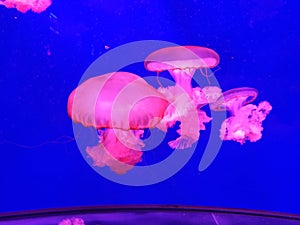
[211,87,272,144]
[67,72,169,174]
[144,46,220,149]
[211,87,258,114]
[0,0,52,13]
[145,46,220,94]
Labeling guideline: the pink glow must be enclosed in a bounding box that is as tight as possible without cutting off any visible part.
[67,72,169,173]
[0,0,51,13]
[213,88,272,144]
[58,217,85,225]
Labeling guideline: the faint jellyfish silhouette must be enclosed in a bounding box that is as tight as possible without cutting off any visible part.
[211,87,272,144]
[0,0,51,13]
[144,46,220,149]
[67,72,169,174]
[58,217,85,225]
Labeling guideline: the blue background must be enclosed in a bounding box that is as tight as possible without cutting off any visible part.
[0,0,299,214]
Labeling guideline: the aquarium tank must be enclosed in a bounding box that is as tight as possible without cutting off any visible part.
[0,0,299,224]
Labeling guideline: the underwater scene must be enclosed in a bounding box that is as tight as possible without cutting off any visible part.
[0,0,299,224]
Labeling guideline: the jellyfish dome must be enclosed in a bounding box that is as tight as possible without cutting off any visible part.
[212,87,272,144]
[67,72,169,174]
[0,0,51,13]
[211,87,259,113]
[144,46,220,149]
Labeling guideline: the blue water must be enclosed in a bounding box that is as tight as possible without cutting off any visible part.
[0,0,299,215]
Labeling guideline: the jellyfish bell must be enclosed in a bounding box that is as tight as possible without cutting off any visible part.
[144,46,220,94]
[67,72,166,129]
[211,87,272,144]
[144,46,219,70]
[211,87,258,115]
[67,72,169,174]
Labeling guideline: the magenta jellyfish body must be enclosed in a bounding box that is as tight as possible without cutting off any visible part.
[67,72,169,174]
[144,46,221,149]
[0,0,51,13]
[212,87,272,144]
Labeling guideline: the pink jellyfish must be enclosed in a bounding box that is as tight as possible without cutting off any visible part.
[67,72,169,174]
[144,46,220,149]
[211,87,272,144]
[145,46,220,94]
[0,0,51,13]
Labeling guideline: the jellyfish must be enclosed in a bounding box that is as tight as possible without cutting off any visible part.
[145,46,220,94]
[211,87,272,144]
[67,72,169,174]
[0,0,51,13]
[144,46,221,149]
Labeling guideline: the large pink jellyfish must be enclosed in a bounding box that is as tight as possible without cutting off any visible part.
[144,46,221,149]
[0,0,51,13]
[211,87,272,144]
[67,72,169,174]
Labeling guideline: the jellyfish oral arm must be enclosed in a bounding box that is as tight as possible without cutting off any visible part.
[157,86,211,149]
[220,101,272,144]
[168,109,211,149]
[0,0,13,8]
[168,68,196,95]
[201,86,223,104]
[0,0,52,13]
[86,128,144,174]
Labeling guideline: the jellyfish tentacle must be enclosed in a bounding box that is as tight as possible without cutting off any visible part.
[156,71,164,88]
[199,67,211,84]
